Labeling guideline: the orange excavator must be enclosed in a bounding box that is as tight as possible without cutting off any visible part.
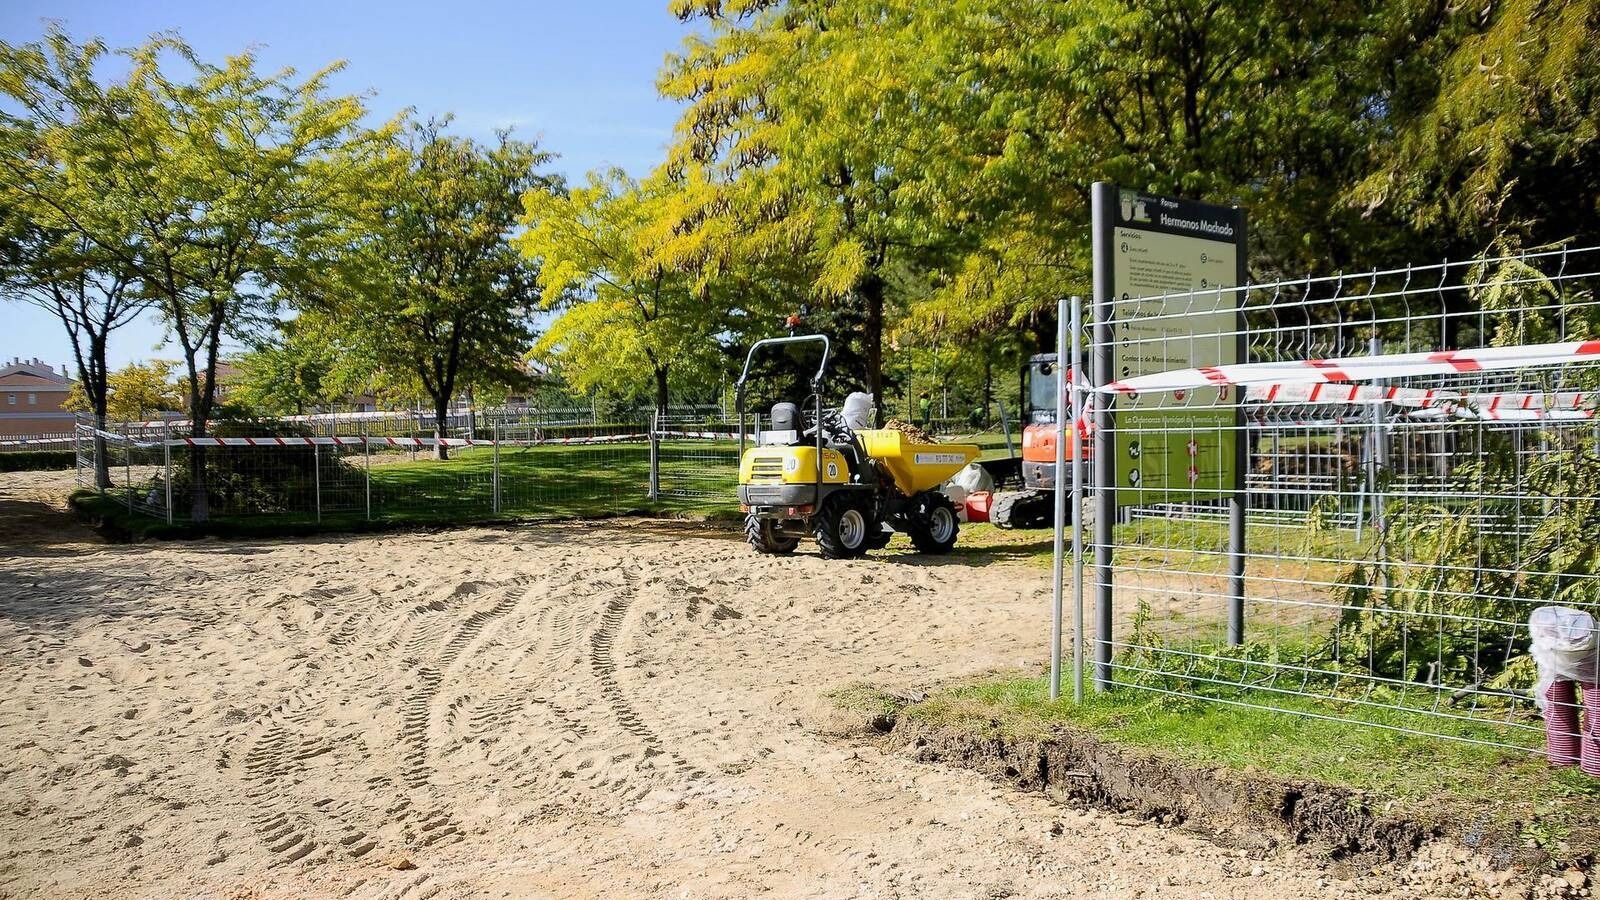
[985,352,1090,528]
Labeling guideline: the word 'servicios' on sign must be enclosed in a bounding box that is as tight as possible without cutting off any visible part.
[1091,184,1246,505]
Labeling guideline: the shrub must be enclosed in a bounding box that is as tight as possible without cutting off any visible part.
[1331,433,1600,690]
[0,450,76,471]
[166,418,357,516]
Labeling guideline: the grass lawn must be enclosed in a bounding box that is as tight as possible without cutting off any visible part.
[871,673,1600,852]
[73,441,742,539]
[952,516,1370,575]
[78,439,1385,571]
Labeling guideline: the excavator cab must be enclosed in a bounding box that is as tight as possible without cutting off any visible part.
[989,352,1089,528]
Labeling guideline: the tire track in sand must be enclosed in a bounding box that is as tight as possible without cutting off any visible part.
[392,580,525,851]
[587,565,703,782]
[232,576,528,867]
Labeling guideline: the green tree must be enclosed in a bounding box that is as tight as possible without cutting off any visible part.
[232,324,343,417]
[0,29,151,488]
[656,2,974,415]
[1354,0,1600,248]
[132,41,382,519]
[3,28,384,519]
[64,359,182,422]
[519,169,727,414]
[658,0,1389,379]
[320,120,554,458]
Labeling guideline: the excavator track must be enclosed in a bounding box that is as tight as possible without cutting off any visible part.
[988,488,1053,529]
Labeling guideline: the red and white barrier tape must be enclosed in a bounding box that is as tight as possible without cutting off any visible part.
[1103,339,1600,395]
[168,433,658,448]
[654,430,739,441]
[76,429,685,449]
[1240,382,1598,420]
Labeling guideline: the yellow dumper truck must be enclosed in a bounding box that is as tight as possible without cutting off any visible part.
[734,335,979,559]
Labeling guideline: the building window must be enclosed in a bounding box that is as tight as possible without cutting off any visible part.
[5,393,13,406]
[27,393,36,405]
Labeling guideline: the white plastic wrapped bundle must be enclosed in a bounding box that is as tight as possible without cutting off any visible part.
[1529,606,1600,710]
[947,463,995,495]
[842,392,875,430]
[943,483,970,521]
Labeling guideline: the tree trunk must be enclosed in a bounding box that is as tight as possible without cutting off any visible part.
[188,342,220,523]
[189,384,209,523]
[861,273,886,426]
[85,333,113,489]
[92,414,111,490]
[982,352,993,425]
[1018,329,1027,418]
[433,395,450,461]
[189,436,209,522]
[654,365,670,418]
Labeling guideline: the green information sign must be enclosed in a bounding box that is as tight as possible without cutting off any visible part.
[1093,187,1246,506]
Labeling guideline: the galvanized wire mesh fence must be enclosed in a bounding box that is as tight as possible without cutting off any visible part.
[1068,244,1600,756]
[0,433,77,452]
[653,413,743,501]
[76,411,743,527]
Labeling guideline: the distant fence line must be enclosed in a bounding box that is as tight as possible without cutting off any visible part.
[77,411,742,526]
[0,433,77,451]
[14,398,1022,456]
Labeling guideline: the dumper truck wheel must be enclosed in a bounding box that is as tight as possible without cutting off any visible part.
[813,493,871,559]
[864,523,893,551]
[908,492,960,554]
[745,514,799,554]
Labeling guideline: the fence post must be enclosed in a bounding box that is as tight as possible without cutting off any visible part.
[74,421,82,486]
[996,397,1015,459]
[648,410,661,502]
[1227,292,1249,647]
[364,424,372,521]
[1368,334,1391,593]
[313,443,322,523]
[124,422,132,514]
[1049,296,1069,702]
[1090,184,1116,692]
[164,422,173,525]
[492,424,501,514]
[1069,294,1086,705]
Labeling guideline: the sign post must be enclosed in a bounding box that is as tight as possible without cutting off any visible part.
[1090,183,1249,689]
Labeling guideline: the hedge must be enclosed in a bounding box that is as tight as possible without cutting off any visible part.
[0,450,76,472]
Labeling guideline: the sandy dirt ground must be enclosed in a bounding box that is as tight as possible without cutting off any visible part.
[1,469,1470,899]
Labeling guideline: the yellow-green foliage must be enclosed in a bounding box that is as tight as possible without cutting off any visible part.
[518,170,729,408]
[63,360,183,422]
[1354,0,1600,238]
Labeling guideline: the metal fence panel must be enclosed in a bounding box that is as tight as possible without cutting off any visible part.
[653,412,740,502]
[76,413,743,529]
[1070,244,1600,756]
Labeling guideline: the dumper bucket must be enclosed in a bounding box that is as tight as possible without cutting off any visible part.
[855,429,981,496]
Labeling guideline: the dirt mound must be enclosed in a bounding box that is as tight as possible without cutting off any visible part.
[830,690,1587,897]
[883,418,938,443]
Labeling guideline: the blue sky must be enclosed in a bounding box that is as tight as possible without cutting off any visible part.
[1,0,694,372]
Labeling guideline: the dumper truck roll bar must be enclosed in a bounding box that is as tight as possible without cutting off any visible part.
[734,334,832,510]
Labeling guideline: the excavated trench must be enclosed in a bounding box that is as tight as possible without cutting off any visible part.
[838,698,1595,885]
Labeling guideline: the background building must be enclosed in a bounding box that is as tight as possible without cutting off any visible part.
[0,357,75,436]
